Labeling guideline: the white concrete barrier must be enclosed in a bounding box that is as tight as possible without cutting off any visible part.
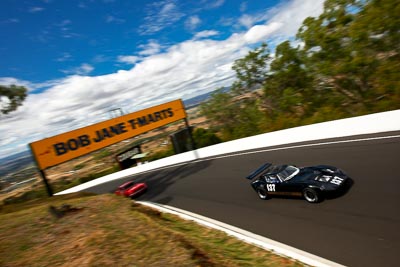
[56,109,400,195]
[197,109,400,158]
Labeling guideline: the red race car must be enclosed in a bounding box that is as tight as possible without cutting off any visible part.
[115,180,147,198]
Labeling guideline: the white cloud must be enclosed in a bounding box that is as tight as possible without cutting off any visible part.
[77,63,94,75]
[193,30,219,40]
[244,23,282,43]
[139,0,184,35]
[0,0,325,158]
[240,2,248,12]
[0,77,33,91]
[92,54,110,63]
[0,77,62,93]
[55,52,72,62]
[218,17,236,27]
[203,0,225,9]
[0,96,11,112]
[105,15,125,24]
[117,55,140,64]
[138,41,162,56]
[266,0,324,37]
[61,63,94,75]
[237,0,324,36]
[117,41,162,64]
[238,14,256,29]
[185,15,201,31]
[0,18,19,24]
[58,20,71,26]
[29,7,45,13]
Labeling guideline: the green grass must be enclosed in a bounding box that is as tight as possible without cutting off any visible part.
[0,194,307,267]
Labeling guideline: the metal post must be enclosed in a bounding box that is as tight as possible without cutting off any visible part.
[30,143,54,197]
[184,118,197,150]
[39,169,54,197]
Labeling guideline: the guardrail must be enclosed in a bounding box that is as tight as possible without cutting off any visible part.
[56,109,400,195]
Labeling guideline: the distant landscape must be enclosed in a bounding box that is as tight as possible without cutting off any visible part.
[183,87,228,108]
[0,151,34,178]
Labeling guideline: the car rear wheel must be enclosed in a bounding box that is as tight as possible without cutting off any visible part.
[303,188,320,203]
[257,187,268,200]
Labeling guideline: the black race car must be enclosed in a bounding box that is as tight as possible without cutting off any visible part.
[246,163,350,203]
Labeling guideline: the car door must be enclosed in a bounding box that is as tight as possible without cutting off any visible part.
[276,174,303,197]
[264,175,281,195]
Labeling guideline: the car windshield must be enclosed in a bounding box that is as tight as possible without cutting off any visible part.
[121,181,135,189]
[277,166,299,181]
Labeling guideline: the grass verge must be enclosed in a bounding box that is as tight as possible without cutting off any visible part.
[0,194,306,267]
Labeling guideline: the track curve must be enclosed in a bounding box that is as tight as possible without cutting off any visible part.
[85,132,400,267]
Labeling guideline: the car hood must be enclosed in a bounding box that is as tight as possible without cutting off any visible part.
[298,166,347,185]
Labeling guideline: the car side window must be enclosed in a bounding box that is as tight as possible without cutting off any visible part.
[265,175,279,183]
[261,175,268,182]
[123,182,134,189]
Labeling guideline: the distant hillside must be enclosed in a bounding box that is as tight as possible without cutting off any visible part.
[183,92,212,108]
[0,150,34,177]
[183,87,230,108]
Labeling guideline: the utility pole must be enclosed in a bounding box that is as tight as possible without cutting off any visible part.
[108,108,124,118]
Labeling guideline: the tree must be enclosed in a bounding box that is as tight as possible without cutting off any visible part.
[348,0,400,109]
[263,41,313,116]
[192,128,222,148]
[199,88,239,139]
[201,0,399,140]
[296,0,400,111]
[231,43,271,94]
[199,88,267,140]
[296,0,362,108]
[0,85,27,114]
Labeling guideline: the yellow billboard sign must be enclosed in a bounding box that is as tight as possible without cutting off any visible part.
[30,99,187,170]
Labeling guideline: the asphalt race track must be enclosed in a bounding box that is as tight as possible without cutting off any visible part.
[83,131,400,267]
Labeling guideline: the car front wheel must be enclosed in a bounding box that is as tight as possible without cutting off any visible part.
[257,187,268,200]
[303,188,321,203]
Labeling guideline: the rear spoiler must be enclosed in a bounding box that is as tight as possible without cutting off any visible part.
[246,163,271,180]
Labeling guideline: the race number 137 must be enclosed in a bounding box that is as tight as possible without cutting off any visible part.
[266,184,275,192]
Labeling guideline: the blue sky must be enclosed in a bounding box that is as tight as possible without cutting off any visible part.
[0,0,324,159]
[1,0,279,83]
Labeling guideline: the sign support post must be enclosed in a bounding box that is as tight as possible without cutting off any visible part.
[39,169,53,197]
[184,118,197,150]
[30,143,54,197]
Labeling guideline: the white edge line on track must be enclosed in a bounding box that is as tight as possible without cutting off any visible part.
[137,201,346,267]
[198,134,400,162]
